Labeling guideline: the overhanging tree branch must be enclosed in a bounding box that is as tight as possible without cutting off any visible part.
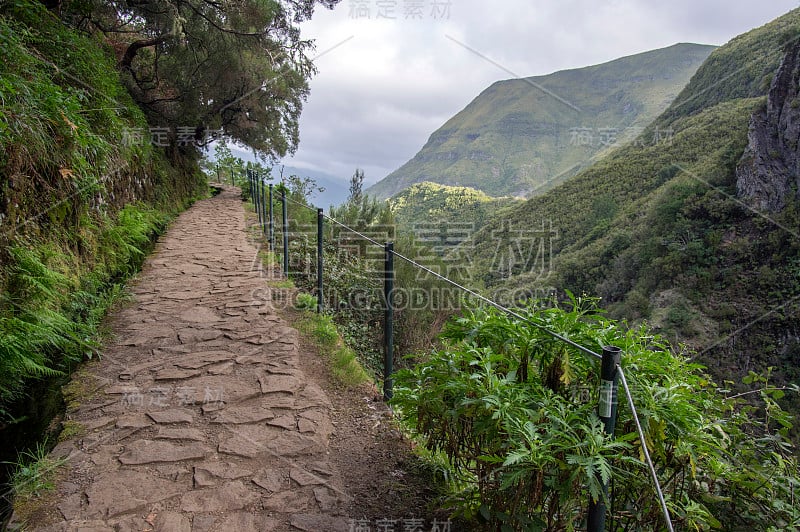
[63,0,338,158]
[119,35,171,69]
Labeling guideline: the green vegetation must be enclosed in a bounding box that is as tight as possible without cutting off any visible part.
[7,440,65,502]
[296,311,371,387]
[5,438,66,525]
[0,1,208,486]
[57,420,86,442]
[369,43,716,199]
[68,0,336,159]
[295,292,318,311]
[0,204,171,413]
[257,172,459,378]
[469,95,762,286]
[658,10,800,123]
[61,368,104,413]
[457,8,800,419]
[389,182,522,239]
[392,298,800,530]
[1,0,334,425]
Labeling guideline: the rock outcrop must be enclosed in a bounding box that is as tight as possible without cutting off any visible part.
[736,40,800,212]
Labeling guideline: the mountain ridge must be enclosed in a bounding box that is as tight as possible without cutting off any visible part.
[368,42,716,199]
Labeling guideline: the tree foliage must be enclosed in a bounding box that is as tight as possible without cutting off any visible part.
[0,0,206,420]
[66,0,339,158]
[389,181,521,242]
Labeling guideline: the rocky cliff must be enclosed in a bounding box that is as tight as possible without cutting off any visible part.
[736,40,800,211]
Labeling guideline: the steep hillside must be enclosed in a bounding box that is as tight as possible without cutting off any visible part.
[369,43,715,199]
[388,182,521,245]
[0,0,206,499]
[462,9,800,404]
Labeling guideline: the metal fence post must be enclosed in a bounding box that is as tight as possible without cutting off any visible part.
[261,178,268,236]
[317,208,324,314]
[281,189,289,276]
[255,171,262,228]
[268,184,275,251]
[257,172,263,226]
[587,345,622,532]
[383,242,395,401]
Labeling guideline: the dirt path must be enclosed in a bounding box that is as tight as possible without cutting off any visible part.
[20,187,357,531]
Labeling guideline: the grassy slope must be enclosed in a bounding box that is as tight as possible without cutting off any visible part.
[369,43,716,199]
[463,8,800,400]
[0,1,206,415]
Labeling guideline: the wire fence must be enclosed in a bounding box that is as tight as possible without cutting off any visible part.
[243,170,674,532]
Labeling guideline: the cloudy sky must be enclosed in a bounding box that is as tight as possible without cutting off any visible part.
[279,0,798,186]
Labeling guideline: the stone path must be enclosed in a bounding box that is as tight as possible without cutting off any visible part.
[32,187,349,531]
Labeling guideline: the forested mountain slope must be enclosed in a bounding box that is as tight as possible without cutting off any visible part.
[387,182,522,241]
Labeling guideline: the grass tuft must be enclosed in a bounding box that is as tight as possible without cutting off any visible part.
[297,311,371,387]
[7,440,64,501]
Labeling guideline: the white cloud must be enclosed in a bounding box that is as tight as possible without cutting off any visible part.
[278,0,799,184]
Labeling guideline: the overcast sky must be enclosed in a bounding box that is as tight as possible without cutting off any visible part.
[278,0,799,185]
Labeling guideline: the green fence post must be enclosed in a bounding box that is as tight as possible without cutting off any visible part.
[281,189,289,276]
[587,345,622,532]
[317,208,324,314]
[383,242,395,401]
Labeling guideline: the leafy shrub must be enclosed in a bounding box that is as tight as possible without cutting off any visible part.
[295,292,318,311]
[392,296,799,530]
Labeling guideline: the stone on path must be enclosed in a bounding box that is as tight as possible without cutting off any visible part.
[264,431,324,457]
[154,367,203,380]
[147,409,193,424]
[215,512,280,531]
[156,427,205,441]
[217,438,260,458]
[118,440,209,464]
[263,490,309,513]
[180,480,258,512]
[174,351,235,369]
[252,469,287,492]
[154,511,191,532]
[179,306,221,324]
[115,414,152,429]
[290,467,328,487]
[290,513,350,532]
[314,486,345,512]
[267,414,296,429]
[192,462,253,487]
[84,471,186,519]
[209,404,274,424]
[258,373,302,394]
